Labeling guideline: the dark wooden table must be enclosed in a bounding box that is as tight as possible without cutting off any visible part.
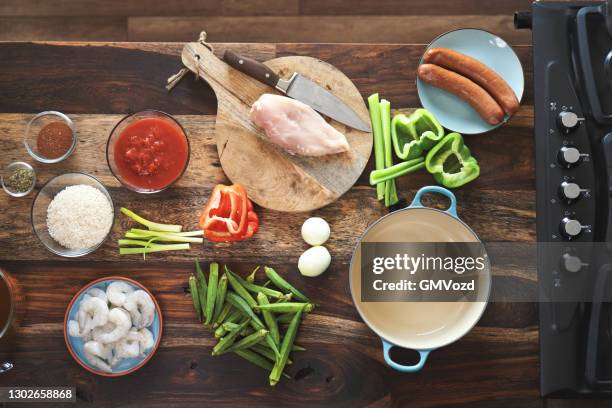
[0,41,543,407]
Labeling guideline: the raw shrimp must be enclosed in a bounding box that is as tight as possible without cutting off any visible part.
[111,329,141,366]
[91,323,115,343]
[87,287,108,304]
[68,319,95,340]
[106,282,134,307]
[123,290,155,329]
[137,328,155,355]
[67,320,81,338]
[73,296,109,338]
[95,308,132,344]
[84,341,113,373]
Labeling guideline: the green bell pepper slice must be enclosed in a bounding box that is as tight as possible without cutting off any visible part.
[391,109,445,160]
[425,133,480,188]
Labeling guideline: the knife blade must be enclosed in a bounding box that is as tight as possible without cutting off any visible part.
[223,50,371,132]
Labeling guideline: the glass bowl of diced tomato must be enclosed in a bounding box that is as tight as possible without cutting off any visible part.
[107,110,190,194]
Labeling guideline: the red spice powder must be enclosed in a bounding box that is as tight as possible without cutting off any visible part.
[37,122,73,159]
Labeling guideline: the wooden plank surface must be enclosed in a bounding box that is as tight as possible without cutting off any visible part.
[0,0,531,43]
[127,15,531,45]
[0,41,541,407]
[298,0,533,15]
[0,17,128,41]
[0,0,299,17]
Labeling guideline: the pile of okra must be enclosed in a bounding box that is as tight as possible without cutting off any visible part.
[188,261,314,386]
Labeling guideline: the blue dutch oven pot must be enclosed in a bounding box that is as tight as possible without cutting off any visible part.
[349,186,490,372]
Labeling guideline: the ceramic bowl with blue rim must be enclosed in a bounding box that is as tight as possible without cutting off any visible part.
[416,28,524,135]
[63,277,163,377]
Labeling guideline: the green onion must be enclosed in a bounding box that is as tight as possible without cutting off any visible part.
[124,231,203,243]
[129,228,203,237]
[119,243,190,255]
[120,207,182,232]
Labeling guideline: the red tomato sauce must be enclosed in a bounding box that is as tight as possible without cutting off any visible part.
[113,117,188,190]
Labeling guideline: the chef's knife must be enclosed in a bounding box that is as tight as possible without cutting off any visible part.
[223,50,371,132]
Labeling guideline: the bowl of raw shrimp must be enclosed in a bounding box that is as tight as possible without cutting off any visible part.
[63,277,162,377]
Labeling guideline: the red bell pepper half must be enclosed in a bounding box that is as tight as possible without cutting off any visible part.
[198,184,259,242]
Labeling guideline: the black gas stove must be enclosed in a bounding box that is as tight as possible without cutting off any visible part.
[516,1,612,397]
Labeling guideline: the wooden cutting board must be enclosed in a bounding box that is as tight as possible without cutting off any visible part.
[181,41,372,212]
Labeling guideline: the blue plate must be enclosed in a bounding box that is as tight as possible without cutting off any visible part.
[416,29,524,134]
[64,277,162,376]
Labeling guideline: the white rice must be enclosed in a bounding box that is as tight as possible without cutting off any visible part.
[47,184,113,249]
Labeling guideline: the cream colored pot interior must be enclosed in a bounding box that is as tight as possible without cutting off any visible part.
[350,208,490,350]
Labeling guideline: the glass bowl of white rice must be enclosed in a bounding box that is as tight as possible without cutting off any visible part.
[31,173,115,257]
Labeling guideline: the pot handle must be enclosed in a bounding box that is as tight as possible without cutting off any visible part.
[410,186,457,217]
[382,339,431,372]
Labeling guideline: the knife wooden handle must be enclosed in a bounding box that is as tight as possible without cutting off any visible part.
[223,50,280,89]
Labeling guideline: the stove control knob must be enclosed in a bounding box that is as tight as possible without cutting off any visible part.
[559,217,583,240]
[557,111,580,132]
[560,253,583,273]
[558,181,583,203]
[557,146,582,167]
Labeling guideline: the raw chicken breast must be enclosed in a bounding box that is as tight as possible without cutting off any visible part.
[250,94,350,156]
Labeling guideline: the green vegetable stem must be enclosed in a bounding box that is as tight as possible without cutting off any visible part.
[257,292,280,346]
[204,262,219,325]
[129,228,202,237]
[212,318,251,356]
[226,292,280,357]
[276,312,295,324]
[254,303,315,313]
[213,303,232,328]
[380,99,398,206]
[369,157,426,185]
[213,274,228,323]
[124,229,203,243]
[233,349,291,379]
[246,266,259,283]
[250,344,291,364]
[229,269,288,300]
[259,338,306,353]
[225,329,269,354]
[368,93,385,200]
[195,260,208,320]
[263,267,310,303]
[214,309,241,338]
[188,275,202,322]
[119,207,182,232]
[226,267,258,309]
[119,243,190,255]
[269,307,304,386]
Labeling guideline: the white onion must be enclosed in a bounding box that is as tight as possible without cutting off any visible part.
[298,246,331,277]
[301,217,330,246]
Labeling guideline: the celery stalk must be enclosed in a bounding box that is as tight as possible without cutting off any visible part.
[368,94,385,200]
[120,207,182,232]
[370,158,426,185]
[380,99,398,207]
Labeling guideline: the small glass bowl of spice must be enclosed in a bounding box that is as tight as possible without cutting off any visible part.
[24,111,77,163]
[2,162,36,197]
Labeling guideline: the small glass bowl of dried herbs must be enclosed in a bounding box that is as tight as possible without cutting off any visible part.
[2,162,36,197]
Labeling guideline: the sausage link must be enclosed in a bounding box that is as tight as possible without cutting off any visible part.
[417,63,505,125]
[424,48,519,115]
